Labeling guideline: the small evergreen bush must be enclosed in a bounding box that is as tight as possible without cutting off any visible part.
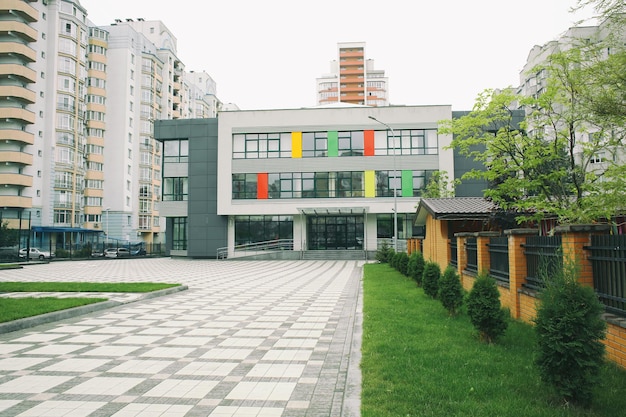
[375,240,393,264]
[438,266,464,316]
[407,251,426,285]
[422,261,441,299]
[534,266,606,407]
[396,252,409,276]
[390,251,400,269]
[466,272,507,343]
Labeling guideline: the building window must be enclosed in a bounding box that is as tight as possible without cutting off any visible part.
[374,129,439,155]
[163,177,188,201]
[234,215,293,246]
[172,217,187,250]
[302,132,328,157]
[338,131,364,156]
[376,171,401,197]
[163,139,189,163]
[232,174,257,199]
[233,133,290,159]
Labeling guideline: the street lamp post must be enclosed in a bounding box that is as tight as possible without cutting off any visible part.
[105,207,110,248]
[368,116,398,252]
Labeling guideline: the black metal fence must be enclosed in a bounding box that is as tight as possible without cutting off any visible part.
[522,235,563,290]
[488,236,510,284]
[449,239,458,268]
[464,237,478,274]
[586,235,626,316]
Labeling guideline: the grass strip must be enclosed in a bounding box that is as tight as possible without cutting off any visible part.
[0,297,107,323]
[0,282,180,293]
[361,263,626,417]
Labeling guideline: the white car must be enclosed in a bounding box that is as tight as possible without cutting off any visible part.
[104,247,130,258]
[19,247,55,260]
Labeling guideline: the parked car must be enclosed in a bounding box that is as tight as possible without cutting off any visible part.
[105,247,130,258]
[19,247,55,260]
[131,248,146,256]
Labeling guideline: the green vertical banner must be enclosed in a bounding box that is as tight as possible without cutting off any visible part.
[327,131,338,157]
[401,170,413,197]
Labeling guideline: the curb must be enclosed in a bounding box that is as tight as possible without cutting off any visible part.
[0,285,188,334]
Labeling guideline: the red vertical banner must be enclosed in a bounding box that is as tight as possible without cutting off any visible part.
[257,173,268,199]
[364,130,375,156]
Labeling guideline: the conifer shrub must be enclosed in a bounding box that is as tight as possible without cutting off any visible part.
[466,272,507,343]
[438,266,464,316]
[390,252,401,270]
[375,240,393,264]
[407,251,426,285]
[422,261,441,299]
[534,265,606,407]
[396,252,409,276]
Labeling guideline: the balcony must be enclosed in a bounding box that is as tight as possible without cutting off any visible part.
[0,42,36,62]
[0,20,37,42]
[0,129,34,145]
[54,201,81,210]
[1,0,38,22]
[0,173,32,187]
[0,107,35,124]
[0,151,33,165]
[0,195,31,209]
[0,85,36,104]
[0,64,36,83]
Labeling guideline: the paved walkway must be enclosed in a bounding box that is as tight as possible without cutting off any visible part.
[0,258,364,416]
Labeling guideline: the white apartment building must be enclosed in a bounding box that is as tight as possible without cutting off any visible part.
[0,1,221,253]
[183,70,221,119]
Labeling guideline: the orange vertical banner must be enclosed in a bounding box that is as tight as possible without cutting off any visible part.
[364,130,375,156]
[257,173,268,199]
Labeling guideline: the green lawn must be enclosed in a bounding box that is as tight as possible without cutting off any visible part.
[361,263,626,417]
[0,282,180,293]
[0,282,181,323]
[0,297,107,323]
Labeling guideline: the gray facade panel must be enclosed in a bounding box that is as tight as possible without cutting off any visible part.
[155,119,227,258]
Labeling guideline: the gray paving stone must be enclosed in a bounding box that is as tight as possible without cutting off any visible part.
[0,258,364,416]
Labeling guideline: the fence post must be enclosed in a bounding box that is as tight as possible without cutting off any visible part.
[476,232,500,274]
[554,224,611,288]
[505,228,538,319]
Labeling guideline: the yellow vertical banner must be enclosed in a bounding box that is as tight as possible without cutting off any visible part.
[365,170,375,197]
[292,132,302,158]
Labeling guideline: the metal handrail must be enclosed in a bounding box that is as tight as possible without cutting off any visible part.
[217,239,294,259]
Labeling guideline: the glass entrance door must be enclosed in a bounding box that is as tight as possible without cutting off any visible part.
[307,215,364,250]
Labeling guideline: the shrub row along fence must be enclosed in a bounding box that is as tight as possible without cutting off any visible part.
[439,225,626,369]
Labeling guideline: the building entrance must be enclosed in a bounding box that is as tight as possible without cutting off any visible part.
[307,215,364,250]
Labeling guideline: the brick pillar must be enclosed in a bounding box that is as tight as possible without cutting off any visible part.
[554,224,611,288]
[505,228,538,319]
[455,234,468,273]
[476,232,500,275]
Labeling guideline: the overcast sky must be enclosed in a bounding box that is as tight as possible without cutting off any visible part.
[79,0,597,111]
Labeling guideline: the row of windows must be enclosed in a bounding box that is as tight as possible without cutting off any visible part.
[233,129,438,159]
[232,170,434,200]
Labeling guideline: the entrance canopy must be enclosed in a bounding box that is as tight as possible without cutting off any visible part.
[298,207,368,216]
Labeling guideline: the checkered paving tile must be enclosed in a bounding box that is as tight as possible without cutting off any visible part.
[0,259,363,416]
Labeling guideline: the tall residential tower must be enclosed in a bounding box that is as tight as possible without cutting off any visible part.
[316,42,388,107]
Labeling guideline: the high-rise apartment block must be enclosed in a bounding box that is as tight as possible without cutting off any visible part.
[0,1,220,251]
[317,42,388,106]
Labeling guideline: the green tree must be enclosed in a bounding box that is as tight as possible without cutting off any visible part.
[440,43,626,224]
[422,170,459,198]
[466,273,508,343]
[0,221,19,247]
[534,263,606,407]
[438,266,464,316]
[407,251,426,285]
[422,261,441,299]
